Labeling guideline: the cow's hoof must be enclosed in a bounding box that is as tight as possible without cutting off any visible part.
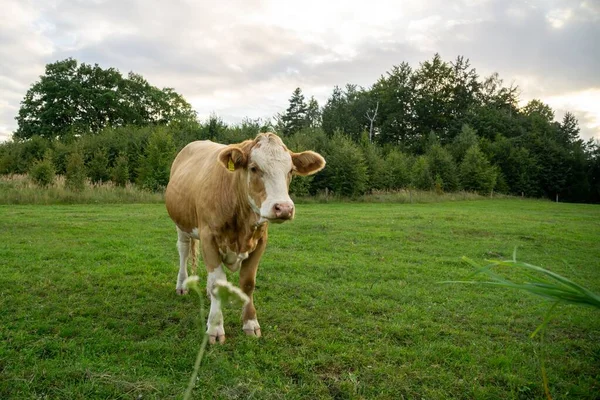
[207,324,225,344]
[209,334,226,344]
[242,319,261,338]
[243,327,261,338]
[176,288,188,295]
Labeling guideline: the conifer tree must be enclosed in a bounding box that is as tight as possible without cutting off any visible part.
[282,88,308,136]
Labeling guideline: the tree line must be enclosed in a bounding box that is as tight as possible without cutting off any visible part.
[1,56,599,202]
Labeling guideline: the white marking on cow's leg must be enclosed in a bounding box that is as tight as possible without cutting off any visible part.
[176,227,191,295]
[240,263,261,338]
[242,317,261,337]
[206,265,226,344]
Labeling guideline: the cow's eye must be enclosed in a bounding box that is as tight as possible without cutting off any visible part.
[250,166,258,173]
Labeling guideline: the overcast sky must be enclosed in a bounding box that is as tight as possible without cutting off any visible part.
[1,0,599,142]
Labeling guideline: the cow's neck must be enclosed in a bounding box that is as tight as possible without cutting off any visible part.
[210,172,267,256]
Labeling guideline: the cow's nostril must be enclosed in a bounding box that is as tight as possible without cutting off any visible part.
[273,203,293,219]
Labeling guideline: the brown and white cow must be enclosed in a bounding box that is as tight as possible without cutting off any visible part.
[165,132,325,344]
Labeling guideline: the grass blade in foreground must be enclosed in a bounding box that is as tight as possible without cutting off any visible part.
[182,277,250,400]
[442,251,600,400]
[445,255,600,311]
[182,276,209,400]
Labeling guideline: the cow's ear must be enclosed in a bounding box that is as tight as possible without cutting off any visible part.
[291,151,326,176]
[218,146,247,172]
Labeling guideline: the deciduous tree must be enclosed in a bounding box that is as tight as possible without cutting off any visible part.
[15,59,197,140]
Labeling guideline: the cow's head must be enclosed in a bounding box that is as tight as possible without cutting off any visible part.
[218,132,325,223]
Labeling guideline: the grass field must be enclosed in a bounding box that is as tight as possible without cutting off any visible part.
[1,199,599,399]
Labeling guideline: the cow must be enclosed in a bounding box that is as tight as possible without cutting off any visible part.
[165,132,325,344]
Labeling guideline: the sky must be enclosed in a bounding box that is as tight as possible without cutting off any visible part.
[1,0,599,142]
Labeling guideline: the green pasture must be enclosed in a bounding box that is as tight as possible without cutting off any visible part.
[0,200,598,399]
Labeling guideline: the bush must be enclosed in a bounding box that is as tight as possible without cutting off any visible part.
[51,141,73,175]
[88,150,110,184]
[451,124,478,162]
[30,150,55,187]
[287,127,328,155]
[65,151,87,191]
[0,141,21,174]
[319,133,368,197]
[411,155,433,190]
[427,144,460,192]
[112,154,130,187]
[137,128,176,191]
[385,149,412,190]
[361,139,387,191]
[17,136,50,174]
[459,144,497,194]
[289,175,313,197]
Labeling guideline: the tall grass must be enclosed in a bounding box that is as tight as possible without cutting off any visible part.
[358,189,503,203]
[182,277,249,400]
[0,174,163,204]
[2,174,513,205]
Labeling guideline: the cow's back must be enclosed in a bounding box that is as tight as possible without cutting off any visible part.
[165,140,227,231]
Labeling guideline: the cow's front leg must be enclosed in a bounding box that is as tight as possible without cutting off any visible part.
[240,274,260,337]
[206,264,227,344]
[239,236,266,337]
[199,229,228,344]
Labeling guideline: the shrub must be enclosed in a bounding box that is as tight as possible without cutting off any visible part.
[88,150,110,184]
[51,141,73,175]
[319,133,368,197]
[451,124,478,162]
[30,150,55,187]
[287,127,328,155]
[0,141,21,174]
[385,149,412,190]
[15,135,50,174]
[65,151,87,191]
[411,155,433,190]
[137,128,176,191]
[289,175,313,197]
[361,140,387,191]
[459,144,497,194]
[112,154,129,187]
[427,143,459,191]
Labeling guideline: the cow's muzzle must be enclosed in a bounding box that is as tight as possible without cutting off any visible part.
[272,202,294,221]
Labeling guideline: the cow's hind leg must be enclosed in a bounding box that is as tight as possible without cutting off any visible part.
[190,239,198,276]
[175,227,191,295]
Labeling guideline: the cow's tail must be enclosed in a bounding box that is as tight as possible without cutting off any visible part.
[190,239,198,276]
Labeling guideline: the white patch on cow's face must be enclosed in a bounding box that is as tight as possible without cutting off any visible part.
[247,135,294,222]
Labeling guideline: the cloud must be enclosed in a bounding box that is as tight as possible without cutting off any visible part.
[0,0,598,141]
[545,88,600,140]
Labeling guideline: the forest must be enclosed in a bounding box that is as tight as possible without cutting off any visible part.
[1,55,598,202]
